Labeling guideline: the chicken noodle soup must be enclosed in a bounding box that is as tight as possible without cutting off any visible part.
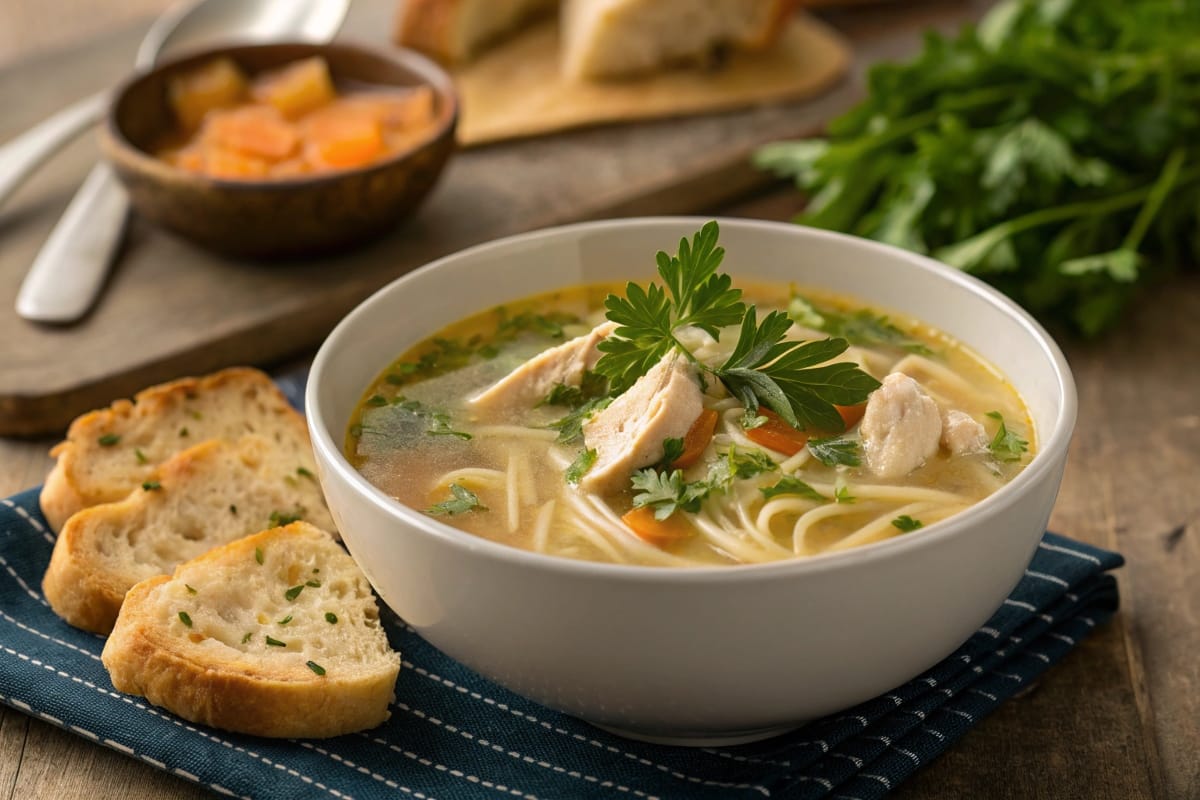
[348,223,1033,566]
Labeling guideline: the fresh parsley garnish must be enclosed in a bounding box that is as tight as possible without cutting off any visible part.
[546,396,612,444]
[630,469,707,520]
[134,448,148,464]
[306,660,326,676]
[383,398,473,441]
[538,371,608,408]
[306,579,321,588]
[141,481,161,491]
[277,615,293,625]
[593,222,880,431]
[179,427,189,437]
[297,467,314,479]
[834,485,856,504]
[986,411,1029,462]
[265,636,286,647]
[705,447,777,492]
[254,546,263,565]
[185,584,197,595]
[241,632,252,644]
[892,515,924,532]
[98,433,120,446]
[789,295,933,355]
[178,611,192,628]
[656,438,685,470]
[325,612,338,624]
[427,483,487,516]
[565,449,597,486]
[366,394,388,406]
[761,477,825,501]
[807,437,862,468]
[284,585,305,601]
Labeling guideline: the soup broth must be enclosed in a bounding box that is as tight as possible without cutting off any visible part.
[348,277,1034,567]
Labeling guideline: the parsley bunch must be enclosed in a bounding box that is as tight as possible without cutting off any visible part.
[594,222,880,432]
[756,0,1200,335]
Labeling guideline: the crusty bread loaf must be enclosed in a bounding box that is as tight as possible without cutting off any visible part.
[40,368,308,532]
[102,522,400,738]
[394,0,556,64]
[562,0,795,80]
[43,436,336,635]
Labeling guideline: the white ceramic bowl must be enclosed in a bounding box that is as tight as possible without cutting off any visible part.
[307,217,1075,745]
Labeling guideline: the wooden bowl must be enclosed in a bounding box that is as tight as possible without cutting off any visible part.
[102,42,458,258]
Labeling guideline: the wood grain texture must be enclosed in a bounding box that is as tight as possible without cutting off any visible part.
[0,0,988,437]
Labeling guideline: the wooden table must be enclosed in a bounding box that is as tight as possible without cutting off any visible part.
[1,7,1196,800]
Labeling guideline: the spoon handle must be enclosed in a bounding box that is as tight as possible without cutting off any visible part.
[15,163,129,323]
[0,90,111,209]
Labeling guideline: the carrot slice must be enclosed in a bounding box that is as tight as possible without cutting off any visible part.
[671,408,720,469]
[836,403,867,430]
[621,506,694,547]
[305,110,384,169]
[204,107,298,161]
[744,408,809,456]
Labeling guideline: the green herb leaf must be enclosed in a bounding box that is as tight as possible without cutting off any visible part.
[306,660,326,676]
[547,397,612,444]
[178,611,192,628]
[986,411,1029,462]
[179,427,189,437]
[306,579,321,588]
[325,612,338,624]
[98,433,120,447]
[630,469,706,520]
[269,510,302,527]
[297,466,315,480]
[284,585,304,601]
[241,632,252,644]
[807,437,863,468]
[229,504,238,515]
[790,295,933,355]
[265,636,286,647]
[834,485,856,504]
[254,546,263,565]
[892,515,925,532]
[428,483,487,516]
[134,448,148,464]
[761,477,825,501]
[656,438,685,470]
[565,448,597,486]
[185,584,197,595]
[366,394,388,406]
[141,481,161,491]
[538,372,609,409]
[277,615,293,625]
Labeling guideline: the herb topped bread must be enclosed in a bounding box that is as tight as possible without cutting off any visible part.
[42,435,336,635]
[40,367,309,533]
[102,522,401,738]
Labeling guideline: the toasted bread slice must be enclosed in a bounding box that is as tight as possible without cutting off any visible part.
[41,368,308,532]
[562,0,795,80]
[43,436,336,635]
[102,523,400,738]
[394,0,556,64]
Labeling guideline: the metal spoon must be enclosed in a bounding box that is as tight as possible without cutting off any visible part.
[11,0,349,323]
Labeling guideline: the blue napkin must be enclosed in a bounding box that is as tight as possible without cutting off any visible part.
[0,373,1123,799]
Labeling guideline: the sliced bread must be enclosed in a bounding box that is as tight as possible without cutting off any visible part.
[394,0,556,64]
[40,367,308,532]
[102,522,400,738]
[43,435,336,635]
[562,0,795,80]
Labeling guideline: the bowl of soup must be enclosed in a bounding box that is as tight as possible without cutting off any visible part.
[306,217,1075,744]
[103,42,457,257]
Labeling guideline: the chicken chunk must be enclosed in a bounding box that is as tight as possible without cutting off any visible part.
[860,373,942,478]
[470,321,617,412]
[579,354,704,494]
[941,409,989,456]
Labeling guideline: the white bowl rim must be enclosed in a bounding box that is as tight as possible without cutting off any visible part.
[308,216,1077,584]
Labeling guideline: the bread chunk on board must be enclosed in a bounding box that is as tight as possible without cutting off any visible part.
[40,367,310,532]
[102,522,401,738]
[43,435,336,635]
[394,0,556,64]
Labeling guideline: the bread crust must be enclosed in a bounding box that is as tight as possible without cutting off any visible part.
[42,500,134,634]
[39,367,304,532]
[394,0,462,63]
[102,525,400,739]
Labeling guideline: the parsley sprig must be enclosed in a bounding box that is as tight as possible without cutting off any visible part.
[428,483,487,516]
[631,447,778,520]
[593,222,880,431]
[986,411,1029,462]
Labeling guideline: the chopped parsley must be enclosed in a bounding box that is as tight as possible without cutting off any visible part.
[185,584,197,595]
[892,515,925,532]
[178,611,192,628]
[631,447,778,519]
[187,409,203,420]
[565,449,597,486]
[254,546,263,565]
[134,448,148,464]
[269,510,302,527]
[427,483,486,516]
[986,411,1029,462]
[760,477,825,501]
[547,396,612,444]
[98,433,120,447]
[325,612,338,624]
[241,632,252,644]
[179,427,189,437]
[306,579,321,588]
[788,295,933,355]
[366,394,388,407]
[141,481,162,491]
[297,466,315,480]
[277,615,293,625]
[807,437,862,468]
[229,504,238,515]
[306,660,326,676]
[538,371,609,409]
[656,437,685,470]
[265,636,286,647]
[834,484,856,504]
[284,585,305,601]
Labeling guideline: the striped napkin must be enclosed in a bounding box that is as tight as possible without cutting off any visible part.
[0,374,1123,800]
[0,486,1122,800]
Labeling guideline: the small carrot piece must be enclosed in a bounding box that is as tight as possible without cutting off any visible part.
[306,110,384,169]
[836,403,867,430]
[744,408,809,456]
[205,107,298,161]
[671,409,720,469]
[621,506,694,547]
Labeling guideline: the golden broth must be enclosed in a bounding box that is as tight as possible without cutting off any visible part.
[347,282,1034,566]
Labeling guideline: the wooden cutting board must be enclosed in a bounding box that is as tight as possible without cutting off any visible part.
[0,0,987,436]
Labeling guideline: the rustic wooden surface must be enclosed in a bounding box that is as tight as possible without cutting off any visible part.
[0,0,985,437]
[2,4,1196,800]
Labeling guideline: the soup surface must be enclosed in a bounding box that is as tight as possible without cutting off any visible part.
[348,225,1034,566]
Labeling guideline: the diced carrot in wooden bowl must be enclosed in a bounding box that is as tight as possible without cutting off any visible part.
[168,57,248,132]
[202,147,271,180]
[305,108,385,170]
[203,107,299,161]
[252,56,336,119]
